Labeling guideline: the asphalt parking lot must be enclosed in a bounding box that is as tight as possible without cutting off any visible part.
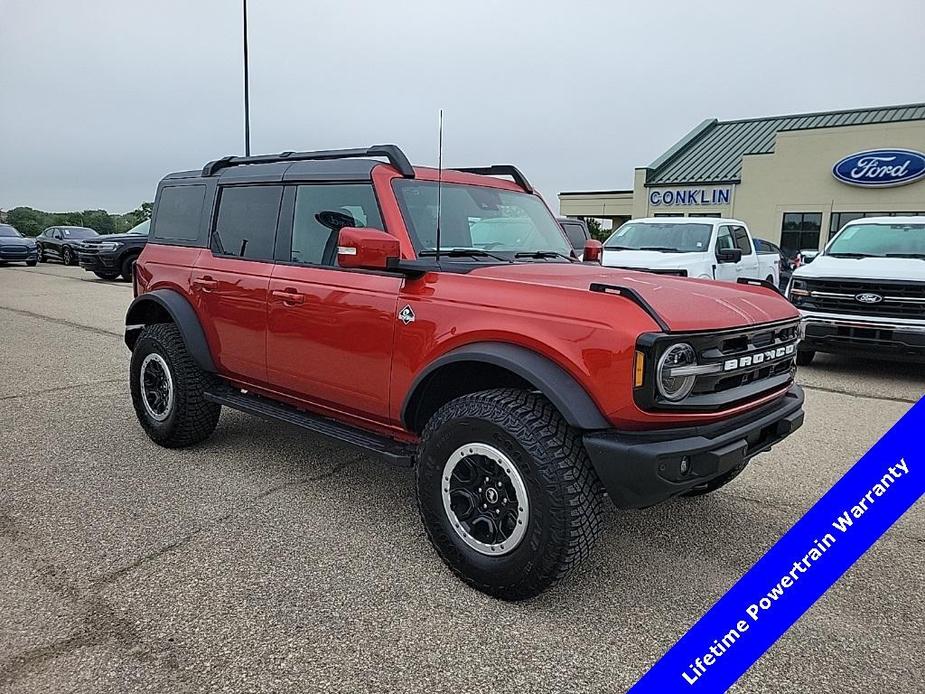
[1,263,922,693]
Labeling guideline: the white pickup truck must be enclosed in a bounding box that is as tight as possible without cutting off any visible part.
[601,217,780,286]
[788,216,925,365]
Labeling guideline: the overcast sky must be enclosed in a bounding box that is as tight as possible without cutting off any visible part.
[2,0,924,214]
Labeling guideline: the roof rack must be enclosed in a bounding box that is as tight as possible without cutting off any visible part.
[452,165,534,193]
[201,144,415,178]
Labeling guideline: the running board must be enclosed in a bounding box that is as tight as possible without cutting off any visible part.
[204,387,415,467]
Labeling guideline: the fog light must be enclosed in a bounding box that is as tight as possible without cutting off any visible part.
[680,456,691,475]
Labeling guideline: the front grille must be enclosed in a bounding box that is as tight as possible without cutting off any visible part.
[636,320,799,412]
[794,278,925,320]
[0,245,30,258]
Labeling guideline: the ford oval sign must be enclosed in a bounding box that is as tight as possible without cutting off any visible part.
[833,149,925,188]
[855,293,883,304]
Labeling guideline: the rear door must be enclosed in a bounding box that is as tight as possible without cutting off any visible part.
[266,182,401,421]
[192,184,282,384]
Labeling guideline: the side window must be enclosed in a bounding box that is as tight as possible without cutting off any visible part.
[212,185,283,261]
[289,184,383,266]
[733,226,753,254]
[153,185,206,243]
[715,225,734,251]
[52,229,62,240]
[560,222,587,250]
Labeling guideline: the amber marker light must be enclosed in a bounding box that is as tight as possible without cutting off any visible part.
[634,350,646,387]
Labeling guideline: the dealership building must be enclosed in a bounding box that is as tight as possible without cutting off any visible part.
[559,102,925,252]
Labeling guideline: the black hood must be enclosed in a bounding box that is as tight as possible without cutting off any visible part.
[82,233,148,244]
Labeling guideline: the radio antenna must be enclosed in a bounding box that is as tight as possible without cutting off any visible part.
[435,108,444,264]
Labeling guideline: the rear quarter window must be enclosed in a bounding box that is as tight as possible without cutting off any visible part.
[152,185,207,244]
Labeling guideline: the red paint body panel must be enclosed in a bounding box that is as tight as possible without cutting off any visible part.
[134,161,802,439]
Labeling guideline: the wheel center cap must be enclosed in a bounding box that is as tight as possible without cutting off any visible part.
[485,487,499,504]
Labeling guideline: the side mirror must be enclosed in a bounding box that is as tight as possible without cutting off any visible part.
[337,227,400,270]
[583,239,603,264]
[716,247,742,264]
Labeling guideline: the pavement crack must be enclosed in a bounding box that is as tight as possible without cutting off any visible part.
[0,306,122,339]
[0,378,125,402]
[799,382,919,404]
[93,461,353,588]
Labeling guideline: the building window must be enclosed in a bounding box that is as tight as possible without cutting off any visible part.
[688,212,721,217]
[653,213,683,217]
[780,212,821,254]
[830,211,925,240]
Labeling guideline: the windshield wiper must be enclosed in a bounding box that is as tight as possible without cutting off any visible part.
[604,244,633,250]
[418,248,513,263]
[827,252,881,258]
[514,250,576,262]
[884,253,925,259]
[638,246,682,253]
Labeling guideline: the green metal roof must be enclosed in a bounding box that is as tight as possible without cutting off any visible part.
[646,102,925,186]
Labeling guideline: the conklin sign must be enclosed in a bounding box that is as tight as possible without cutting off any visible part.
[649,187,731,206]
[832,148,925,188]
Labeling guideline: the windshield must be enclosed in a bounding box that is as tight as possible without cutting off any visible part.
[393,180,571,258]
[604,222,712,252]
[827,223,925,257]
[126,220,150,236]
[61,227,98,239]
[0,225,22,237]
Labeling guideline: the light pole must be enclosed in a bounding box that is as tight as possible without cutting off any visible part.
[243,0,251,156]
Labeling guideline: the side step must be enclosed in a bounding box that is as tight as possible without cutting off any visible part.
[204,387,415,467]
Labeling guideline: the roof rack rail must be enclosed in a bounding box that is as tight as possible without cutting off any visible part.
[201,144,415,178]
[452,165,534,193]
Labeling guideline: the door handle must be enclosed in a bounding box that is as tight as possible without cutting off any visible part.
[192,276,218,292]
[271,288,305,305]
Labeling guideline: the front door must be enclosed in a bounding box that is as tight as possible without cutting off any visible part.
[713,225,738,282]
[266,183,401,421]
[191,184,283,385]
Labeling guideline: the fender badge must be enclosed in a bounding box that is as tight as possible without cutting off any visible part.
[398,305,415,325]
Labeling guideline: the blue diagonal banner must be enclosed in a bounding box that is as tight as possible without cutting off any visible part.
[629,396,925,693]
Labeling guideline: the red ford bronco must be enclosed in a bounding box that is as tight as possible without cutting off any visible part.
[125,145,804,599]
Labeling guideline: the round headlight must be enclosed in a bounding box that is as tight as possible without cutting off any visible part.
[657,343,697,401]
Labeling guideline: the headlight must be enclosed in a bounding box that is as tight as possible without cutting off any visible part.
[656,343,697,401]
[98,242,121,252]
[787,278,808,300]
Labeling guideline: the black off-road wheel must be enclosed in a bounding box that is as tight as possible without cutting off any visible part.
[796,349,815,366]
[417,388,605,601]
[130,323,220,448]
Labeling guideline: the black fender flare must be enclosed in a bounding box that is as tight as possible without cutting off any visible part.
[124,289,215,372]
[402,342,611,431]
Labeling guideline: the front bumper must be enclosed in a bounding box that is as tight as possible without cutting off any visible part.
[0,246,37,262]
[583,385,804,509]
[800,311,925,359]
[78,250,119,272]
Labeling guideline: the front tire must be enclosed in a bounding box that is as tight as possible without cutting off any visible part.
[130,323,220,448]
[94,271,120,280]
[62,247,74,265]
[417,388,605,600]
[120,254,138,281]
[796,349,815,366]
[26,260,37,267]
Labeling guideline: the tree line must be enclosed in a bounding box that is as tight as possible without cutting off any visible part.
[1,202,152,237]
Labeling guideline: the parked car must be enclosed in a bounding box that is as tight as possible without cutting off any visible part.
[0,224,38,266]
[36,226,99,265]
[77,220,149,280]
[788,216,925,365]
[125,145,804,600]
[754,238,794,289]
[601,218,780,286]
[557,217,591,259]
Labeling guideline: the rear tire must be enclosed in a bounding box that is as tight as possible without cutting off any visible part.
[796,349,815,366]
[130,323,220,448]
[417,388,605,600]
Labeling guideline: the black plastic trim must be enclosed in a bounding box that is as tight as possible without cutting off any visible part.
[589,282,671,331]
[202,145,415,178]
[402,342,610,431]
[452,166,534,193]
[737,276,783,295]
[124,290,215,372]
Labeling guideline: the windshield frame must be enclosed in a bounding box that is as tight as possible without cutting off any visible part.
[603,221,715,253]
[391,179,572,261]
[825,221,925,258]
